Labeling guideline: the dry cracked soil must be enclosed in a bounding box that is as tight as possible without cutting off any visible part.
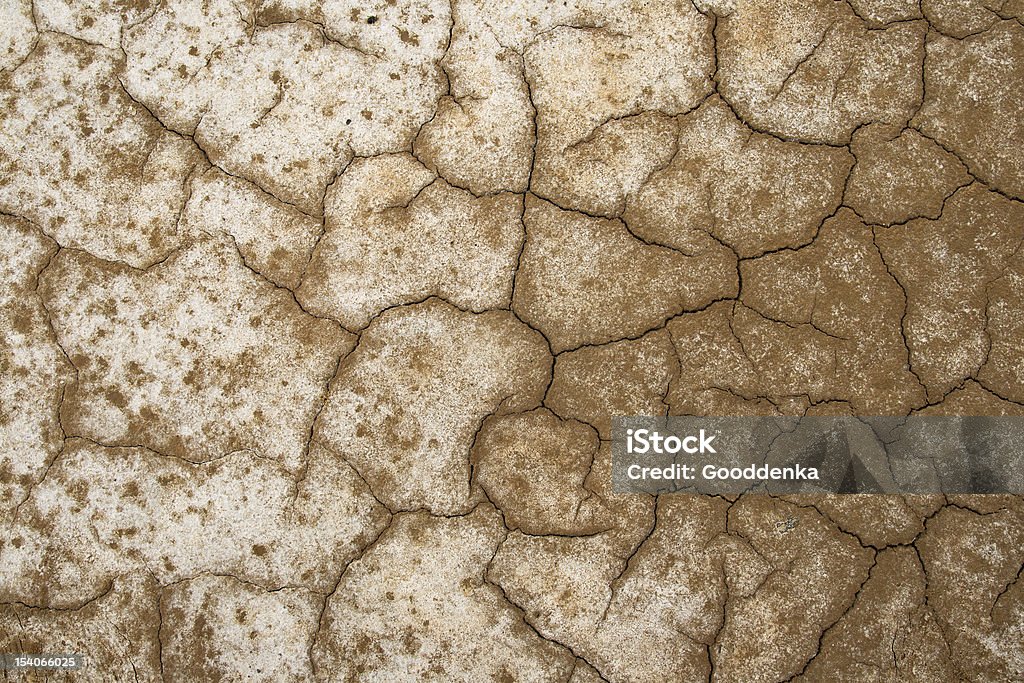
[1,0,1024,680]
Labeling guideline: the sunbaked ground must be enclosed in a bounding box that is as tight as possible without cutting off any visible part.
[1,0,1024,680]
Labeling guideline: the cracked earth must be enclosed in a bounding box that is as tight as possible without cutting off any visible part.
[1,0,1023,680]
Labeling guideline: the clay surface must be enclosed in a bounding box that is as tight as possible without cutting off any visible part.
[1,1,1023,680]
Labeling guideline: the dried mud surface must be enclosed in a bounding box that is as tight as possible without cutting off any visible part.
[1,0,1023,681]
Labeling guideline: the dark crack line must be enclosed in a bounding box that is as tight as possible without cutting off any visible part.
[483,558,614,683]
[771,21,839,105]
[600,495,658,623]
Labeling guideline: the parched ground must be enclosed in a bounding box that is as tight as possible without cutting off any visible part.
[1,0,1024,680]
